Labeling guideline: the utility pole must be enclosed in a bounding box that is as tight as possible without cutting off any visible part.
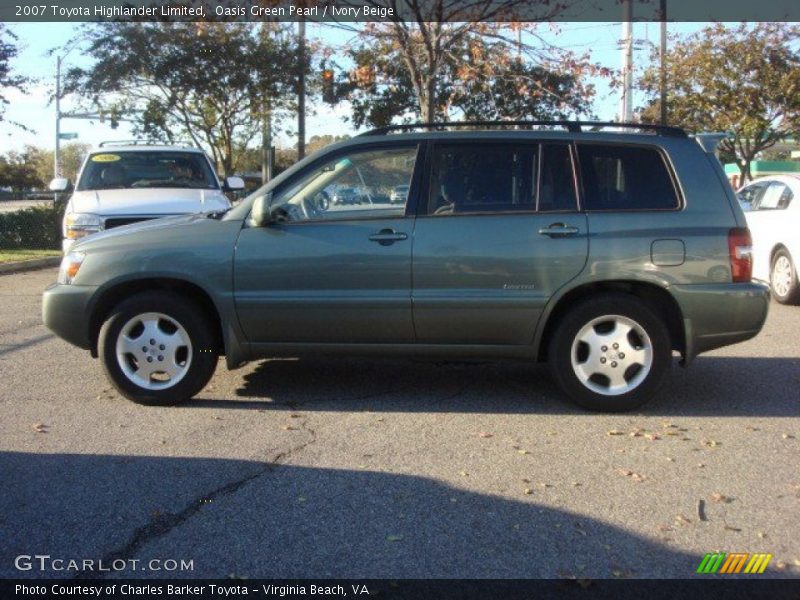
[55,55,61,178]
[297,18,306,161]
[659,0,668,125]
[261,97,273,183]
[618,0,634,123]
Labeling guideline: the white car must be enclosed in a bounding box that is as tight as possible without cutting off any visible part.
[50,143,243,253]
[738,175,800,304]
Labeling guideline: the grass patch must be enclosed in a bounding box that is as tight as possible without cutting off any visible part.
[0,249,61,264]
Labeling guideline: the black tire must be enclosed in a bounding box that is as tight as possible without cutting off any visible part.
[548,293,671,412]
[98,291,218,405]
[770,249,800,305]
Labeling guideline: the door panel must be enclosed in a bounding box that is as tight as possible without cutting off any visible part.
[234,219,413,343]
[233,144,420,344]
[412,214,588,344]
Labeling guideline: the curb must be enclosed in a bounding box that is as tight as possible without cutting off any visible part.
[0,256,61,275]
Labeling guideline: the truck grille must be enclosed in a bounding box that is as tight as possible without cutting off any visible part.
[103,217,157,229]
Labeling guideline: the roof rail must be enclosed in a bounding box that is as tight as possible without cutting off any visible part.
[97,140,197,148]
[359,120,687,138]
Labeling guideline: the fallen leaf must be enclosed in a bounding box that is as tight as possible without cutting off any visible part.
[517,449,530,455]
[758,532,767,539]
[282,425,298,431]
[666,457,675,462]
[478,432,493,438]
[702,439,721,448]
[711,493,733,504]
[697,463,706,468]
[297,496,306,502]
[724,524,742,532]
[648,434,661,441]
[630,428,645,437]
[386,535,403,542]
[289,413,301,418]
[523,488,533,495]
[459,471,469,477]
[657,524,673,532]
[617,468,645,481]
[607,430,625,436]
[675,515,691,526]
[782,433,795,440]
[32,423,48,433]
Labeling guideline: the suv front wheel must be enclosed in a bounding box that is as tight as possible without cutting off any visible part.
[98,292,218,405]
[549,294,671,412]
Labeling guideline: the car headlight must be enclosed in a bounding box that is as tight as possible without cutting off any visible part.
[57,251,86,285]
[64,213,103,240]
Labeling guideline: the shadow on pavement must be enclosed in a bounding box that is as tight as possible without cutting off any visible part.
[186,355,799,417]
[0,450,703,580]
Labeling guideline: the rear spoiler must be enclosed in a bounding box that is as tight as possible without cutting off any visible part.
[693,133,728,153]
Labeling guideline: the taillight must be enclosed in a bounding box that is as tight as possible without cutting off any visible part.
[728,228,753,283]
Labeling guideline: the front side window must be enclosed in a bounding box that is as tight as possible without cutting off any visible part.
[578,144,679,211]
[738,182,767,210]
[268,146,418,223]
[77,151,218,191]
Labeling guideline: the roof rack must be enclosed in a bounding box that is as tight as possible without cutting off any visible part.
[98,140,197,148]
[360,120,687,138]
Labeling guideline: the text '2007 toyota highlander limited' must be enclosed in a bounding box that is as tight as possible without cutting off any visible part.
[43,122,770,412]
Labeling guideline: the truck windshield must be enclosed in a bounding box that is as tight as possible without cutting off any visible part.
[76,151,218,191]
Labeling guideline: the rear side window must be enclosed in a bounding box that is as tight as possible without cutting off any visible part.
[578,144,679,211]
[427,144,537,215]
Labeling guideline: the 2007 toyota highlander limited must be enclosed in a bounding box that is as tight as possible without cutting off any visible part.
[43,122,770,412]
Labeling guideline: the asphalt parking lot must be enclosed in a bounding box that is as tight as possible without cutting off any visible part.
[0,267,798,580]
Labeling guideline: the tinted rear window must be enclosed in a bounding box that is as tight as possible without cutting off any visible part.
[578,144,679,211]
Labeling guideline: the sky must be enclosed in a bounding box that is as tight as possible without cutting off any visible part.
[0,20,708,160]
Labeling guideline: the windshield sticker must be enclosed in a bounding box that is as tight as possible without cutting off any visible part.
[91,154,121,162]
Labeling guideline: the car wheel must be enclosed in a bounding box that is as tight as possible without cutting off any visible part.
[770,249,800,305]
[548,294,671,412]
[98,291,218,405]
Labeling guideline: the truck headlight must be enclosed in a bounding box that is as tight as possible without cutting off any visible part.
[64,213,103,240]
[57,251,86,285]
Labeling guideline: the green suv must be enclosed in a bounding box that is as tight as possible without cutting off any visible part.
[42,122,770,412]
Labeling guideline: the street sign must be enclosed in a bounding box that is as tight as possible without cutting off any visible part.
[58,133,78,140]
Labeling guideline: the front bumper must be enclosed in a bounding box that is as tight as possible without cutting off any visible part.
[42,283,98,351]
[672,281,770,363]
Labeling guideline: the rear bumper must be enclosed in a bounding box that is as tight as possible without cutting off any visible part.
[42,283,98,350]
[672,281,770,363]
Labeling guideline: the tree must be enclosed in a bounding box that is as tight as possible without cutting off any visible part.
[639,23,800,182]
[0,24,30,126]
[329,4,598,127]
[27,143,90,185]
[66,23,308,176]
[0,149,45,191]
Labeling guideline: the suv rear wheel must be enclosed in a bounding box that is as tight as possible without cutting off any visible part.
[548,294,671,412]
[98,292,218,405]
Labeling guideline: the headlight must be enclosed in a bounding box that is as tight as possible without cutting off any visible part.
[57,251,86,285]
[64,213,103,240]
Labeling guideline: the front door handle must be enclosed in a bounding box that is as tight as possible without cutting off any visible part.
[369,229,408,246]
[538,223,580,238]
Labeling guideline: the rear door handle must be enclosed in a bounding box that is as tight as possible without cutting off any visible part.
[538,223,580,238]
[369,229,408,246]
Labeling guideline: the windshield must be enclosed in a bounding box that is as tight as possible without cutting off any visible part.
[77,151,218,191]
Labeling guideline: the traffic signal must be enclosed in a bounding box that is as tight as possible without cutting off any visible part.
[322,69,335,104]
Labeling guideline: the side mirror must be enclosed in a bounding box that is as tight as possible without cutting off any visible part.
[49,177,72,192]
[224,176,245,191]
[249,193,272,227]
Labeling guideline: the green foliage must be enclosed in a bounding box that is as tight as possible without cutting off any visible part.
[0,149,45,191]
[66,23,308,176]
[0,24,30,125]
[0,205,62,250]
[639,23,800,181]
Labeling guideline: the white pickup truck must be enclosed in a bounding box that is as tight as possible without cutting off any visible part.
[50,143,243,253]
